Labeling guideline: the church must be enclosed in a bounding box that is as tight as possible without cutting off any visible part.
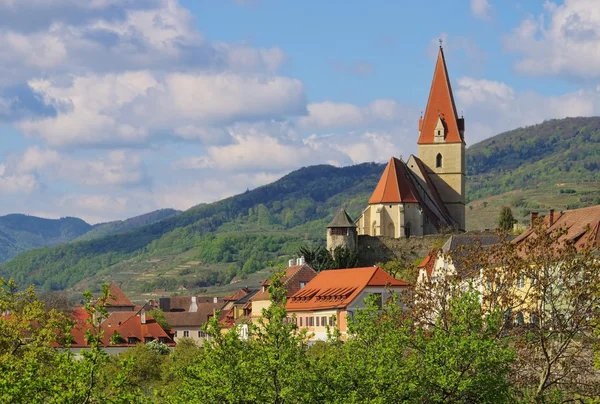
[327,45,466,250]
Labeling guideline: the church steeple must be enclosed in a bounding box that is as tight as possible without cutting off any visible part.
[418,45,464,145]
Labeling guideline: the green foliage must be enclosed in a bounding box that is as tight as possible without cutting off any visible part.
[298,244,359,271]
[497,206,517,232]
[377,255,417,283]
[408,292,514,403]
[0,279,145,403]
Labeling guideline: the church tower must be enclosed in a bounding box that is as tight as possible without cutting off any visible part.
[417,44,465,231]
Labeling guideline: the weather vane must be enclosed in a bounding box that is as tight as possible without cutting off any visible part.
[439,38,443,48]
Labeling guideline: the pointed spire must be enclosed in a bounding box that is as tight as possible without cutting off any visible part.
[418,46,463,145]
[368,157,419,204]
[327,208,356,228]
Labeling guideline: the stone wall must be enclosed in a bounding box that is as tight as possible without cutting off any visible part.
[357,234,450,266]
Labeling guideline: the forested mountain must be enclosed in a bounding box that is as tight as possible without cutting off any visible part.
[0,215,91,262]
[76,209,181,241]
[2,116,600,293]
[0,163,384,291]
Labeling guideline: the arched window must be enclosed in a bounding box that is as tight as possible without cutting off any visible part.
[436,153,443,168]
[404,222,411,238]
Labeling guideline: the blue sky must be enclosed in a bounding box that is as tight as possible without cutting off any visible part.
[0,0,598,223]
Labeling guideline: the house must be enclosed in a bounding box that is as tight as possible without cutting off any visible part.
[286,267,409,341]
[219,288,259,332]
[159,296,224,344]
[513,207,600,251]
[69,283,174,351]
[417,234,501,284]
[251,261,317,322]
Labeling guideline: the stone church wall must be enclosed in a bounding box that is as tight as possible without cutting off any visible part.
[357,234,450,266]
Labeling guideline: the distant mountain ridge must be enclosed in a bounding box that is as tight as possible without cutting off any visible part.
[0,215,91,262]
[2,116,600,293]
[0,209,182,263]
[76,209,181,241]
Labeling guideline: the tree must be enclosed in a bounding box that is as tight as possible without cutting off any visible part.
[497,206,516,232]
[416,223,600,402]
[297,244,359,272]
[408,291,514,403]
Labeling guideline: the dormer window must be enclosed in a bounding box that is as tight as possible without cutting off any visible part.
[434,117,446,143]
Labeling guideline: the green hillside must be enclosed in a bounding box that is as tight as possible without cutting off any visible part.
[2,116,600,295]
[0,215,91,263]
[467,116,600,201]
[0,163,384,292]
[76,209,182,241]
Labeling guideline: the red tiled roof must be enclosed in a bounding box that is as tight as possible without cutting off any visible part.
[368,157,420,204]
[418,46,463,145]
[102,311,136,328]
[417,250,437,278]
[513,205,600,250]
[254,264,318,301]
[224,287,251,302]
[70,313,174,348]
[106,282,135,308]
[286,267,409,311]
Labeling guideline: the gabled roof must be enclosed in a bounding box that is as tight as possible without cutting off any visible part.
[328,208,356,228]
[418,46,463,145]
[286,267,409,311]
[254,264,318,301]
[106,282,135,308]
[512,205,600,250]
[368,157,419,204]
[224,287,251,302]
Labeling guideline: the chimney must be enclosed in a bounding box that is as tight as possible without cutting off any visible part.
[213,296,218,304]
[288,258,295,267]
[189,296,198,313]
[549,209,555,226]
[530,211,539,228]
[298,256,306,265]
[159,297,170,312]
[140,309,146,324]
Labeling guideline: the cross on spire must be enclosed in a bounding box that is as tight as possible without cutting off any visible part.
[439,38,443,49]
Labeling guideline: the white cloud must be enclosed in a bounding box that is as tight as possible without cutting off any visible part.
[11,146,146,187]
[298,99,413,130]
[18,72,305,147]
[0,162,37,194]
[505,0,600,78]
[470,0,491,20]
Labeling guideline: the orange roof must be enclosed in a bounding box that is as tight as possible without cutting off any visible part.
[368,157,419,204]
[417,249,438,279]
[286,267,409,312]
[418,46,463,145]
[224,287,251,302]
[106,282,135,308]
[513,205,600,251]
